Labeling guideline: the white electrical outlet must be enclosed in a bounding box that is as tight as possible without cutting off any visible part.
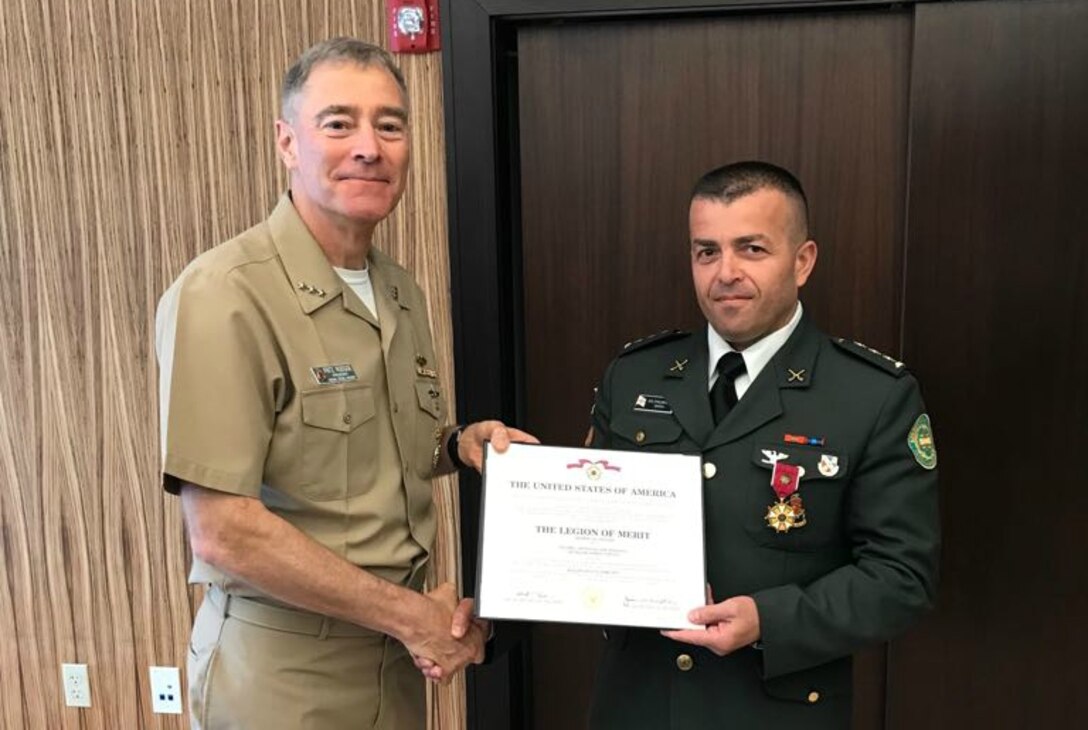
[149,666,183,714]
[61,663,91,708]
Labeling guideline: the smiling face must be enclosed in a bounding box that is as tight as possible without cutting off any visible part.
[690,188,817,349]
[275,62,410,231]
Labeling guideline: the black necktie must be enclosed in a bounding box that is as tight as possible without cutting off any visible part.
[710,352,746,424]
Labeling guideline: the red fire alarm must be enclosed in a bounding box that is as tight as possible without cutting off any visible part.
[388,0,440,53]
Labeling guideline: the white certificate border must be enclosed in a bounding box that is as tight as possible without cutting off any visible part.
[474,442,708,630]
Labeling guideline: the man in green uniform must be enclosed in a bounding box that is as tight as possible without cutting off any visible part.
[587,161,939,729]
[155,38,533,729]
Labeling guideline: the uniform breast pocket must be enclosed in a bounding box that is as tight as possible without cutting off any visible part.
[744,442,849,551]
[610,412,684,451]
[414,381,443,420]
[299,385,377,501]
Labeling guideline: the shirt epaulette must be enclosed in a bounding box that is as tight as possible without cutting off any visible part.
[831,338,908,377]
[619,330,688,357]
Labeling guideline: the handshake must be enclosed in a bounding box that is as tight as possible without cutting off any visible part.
[398,420,536,682]
[402,582,490,684]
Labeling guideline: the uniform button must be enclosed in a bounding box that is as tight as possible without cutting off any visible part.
[393,403,399,413]
[342,413,352,425]
[676,654,693,672]
[703,462,717,479]
[635,430,646,443]
[807,691,820,704]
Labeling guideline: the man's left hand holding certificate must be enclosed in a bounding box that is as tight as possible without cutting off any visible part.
[477,443,706,630]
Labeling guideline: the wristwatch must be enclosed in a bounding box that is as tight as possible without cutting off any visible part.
[447,425,467,470]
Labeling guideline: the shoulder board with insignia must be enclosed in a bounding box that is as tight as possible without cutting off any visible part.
[831,338,908,377]
[619,329,688,357]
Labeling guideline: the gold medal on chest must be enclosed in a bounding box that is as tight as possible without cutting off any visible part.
[766,463,806,533]
[765,493,807,533]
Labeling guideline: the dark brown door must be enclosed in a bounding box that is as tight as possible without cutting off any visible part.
[518,9,913,728]
[891,2,1088,727]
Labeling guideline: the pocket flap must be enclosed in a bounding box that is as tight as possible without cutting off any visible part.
[751,442,847,481]
[611,412,683,446]
[762,657,851,703]
[415,381,443,419]
[301,386,375,433]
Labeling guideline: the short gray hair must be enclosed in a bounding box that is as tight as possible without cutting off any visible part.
[280,38,408,120]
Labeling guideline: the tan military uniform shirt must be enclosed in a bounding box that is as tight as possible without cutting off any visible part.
[156,195,450,596]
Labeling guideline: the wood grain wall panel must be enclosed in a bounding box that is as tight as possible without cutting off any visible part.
[0,1,465,728]
[891,1,1088,727]
[518,10,910,729]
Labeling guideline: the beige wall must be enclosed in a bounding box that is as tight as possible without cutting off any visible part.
[0,1,463,728]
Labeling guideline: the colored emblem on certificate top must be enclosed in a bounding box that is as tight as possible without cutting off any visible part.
[310,364,358,385]
[766,461,807,533]
[908,413,937,470]
[567,458,622,480]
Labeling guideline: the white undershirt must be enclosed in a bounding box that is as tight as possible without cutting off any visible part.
[707,302,804,401]
[155,273,185,459]
[334,266,379,323]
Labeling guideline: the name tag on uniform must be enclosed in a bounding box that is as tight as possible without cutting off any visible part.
[311,364,358,385]
[633,394,673,415]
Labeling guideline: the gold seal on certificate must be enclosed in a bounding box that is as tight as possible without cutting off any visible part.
[476,443,706,630]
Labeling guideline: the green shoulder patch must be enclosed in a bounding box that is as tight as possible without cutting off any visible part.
[619,329,688,357]
[831,338,907,377]
[908,413,937,470]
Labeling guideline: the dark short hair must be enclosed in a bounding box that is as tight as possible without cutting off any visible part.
[281,38,408,119]
[691,161,809,238]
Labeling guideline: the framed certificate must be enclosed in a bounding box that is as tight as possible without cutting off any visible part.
[476,442,706,630]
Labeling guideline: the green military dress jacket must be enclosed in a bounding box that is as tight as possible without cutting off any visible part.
[587,314,940,730]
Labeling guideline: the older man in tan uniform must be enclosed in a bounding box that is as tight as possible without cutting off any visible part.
[155,38,532,729]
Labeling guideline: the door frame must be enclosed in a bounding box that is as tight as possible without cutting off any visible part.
[438,2,934,728]
[439,0,933,427]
